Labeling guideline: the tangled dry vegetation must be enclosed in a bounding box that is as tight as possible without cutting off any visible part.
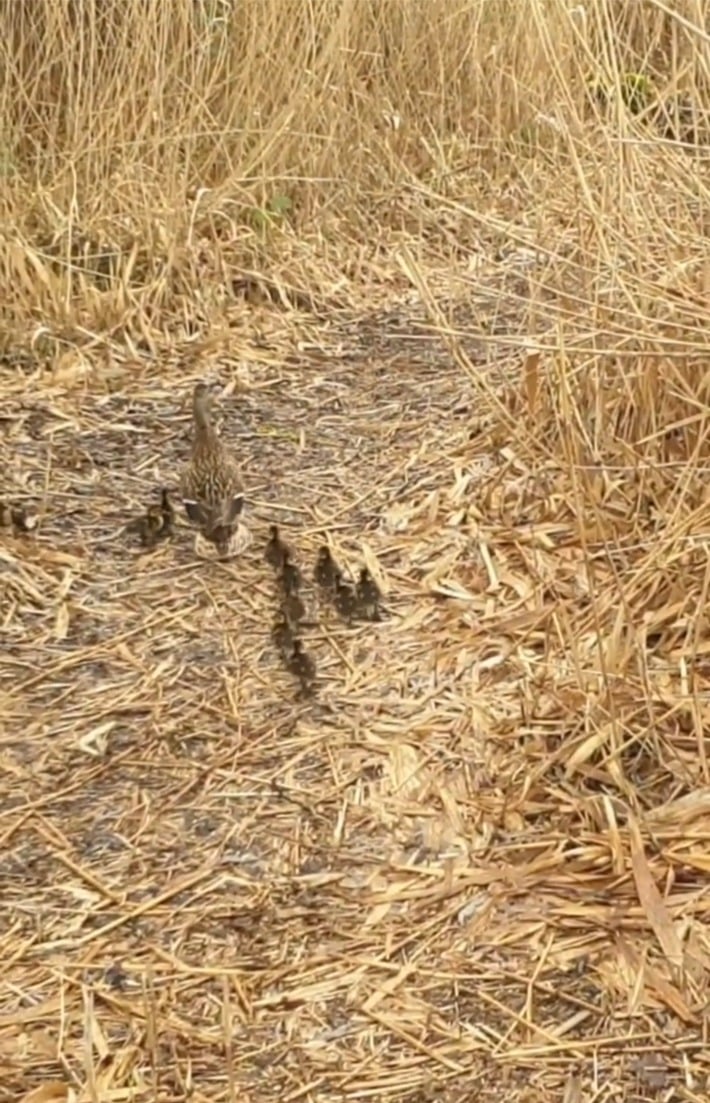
[2,1,710,1101]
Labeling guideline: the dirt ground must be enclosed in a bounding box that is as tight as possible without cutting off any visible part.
[1,273,706,1102]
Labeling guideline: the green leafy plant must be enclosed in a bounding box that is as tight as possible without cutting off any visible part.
[587,71,654,115]
[620,72,653,114]
[249,194,294,232]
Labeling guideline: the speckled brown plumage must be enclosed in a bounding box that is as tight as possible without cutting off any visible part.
[271,615,295,658]
[280,549,302,594]
[355,566,382,621]
[264,524,288,569]
[180,382,250,559]
[333,570,357,623]
[281,589,306,627]
[286,639,316,696]
[126,488,174,549]
[0,500,38,534]
[314,545,337,590]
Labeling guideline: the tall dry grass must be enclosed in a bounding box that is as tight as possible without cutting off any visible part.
[0,0,706,323]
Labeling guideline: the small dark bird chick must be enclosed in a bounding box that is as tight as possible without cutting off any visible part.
[286,639,316,696]
[356,566,382,621]
[272,615,295,658]
[0,502,38,533]
[333,570,357,623]
[159,488,175,535]
[281,589,306,626]
[314,545,337,590]
[128,509,164,549]
[264,524,288,569]
[17,509,38,533]
[127,489,173,549]
[280,549,302,594]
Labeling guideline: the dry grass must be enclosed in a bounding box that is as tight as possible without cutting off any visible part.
[2,1,710,1100]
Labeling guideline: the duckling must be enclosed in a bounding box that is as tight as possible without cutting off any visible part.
[272,615,295,658]
[280,549,302,594]
[127,489,174,549]
[159,487,175,536]
[355,566,382,621]
[281,589,306,627]
[127,508,164,549]
[0,502,38,533]
[180,382,250,559]
[286,639,316,696]
[134,508,161,545]
[314,545,337,590]
[264,524,288,569]
[333,570,357,623]
[15,508,38,533]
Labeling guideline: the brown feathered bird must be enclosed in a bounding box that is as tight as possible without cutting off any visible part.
[1,500,38,534]
[314,545,337,590]
[127,488,174,549]
[355,566,382,621]
[180,382,250,559]
[286,639,316,696]
[272,615,295,658]
[159,487,175,535]
[281,589,306,626]
[333,570,357,623]
[265,524,289,570]
[280,549,302,594]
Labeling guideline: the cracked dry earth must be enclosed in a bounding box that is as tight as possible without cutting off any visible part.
[0,315,525,1102]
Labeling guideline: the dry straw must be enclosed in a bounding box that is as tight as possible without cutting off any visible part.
[1,0,710,1100]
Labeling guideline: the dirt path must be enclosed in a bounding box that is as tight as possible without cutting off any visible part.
[0,301,694,1102]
